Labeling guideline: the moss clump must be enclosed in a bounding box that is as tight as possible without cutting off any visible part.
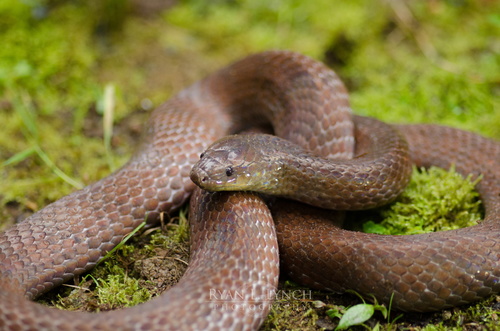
[364,166,482,235]
[92,263,152,309]
[0,1,98,119]
[146,209,190,250]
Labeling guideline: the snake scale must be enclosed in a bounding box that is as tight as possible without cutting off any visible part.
[0,51,499,330]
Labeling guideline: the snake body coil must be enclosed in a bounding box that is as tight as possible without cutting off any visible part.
[0,51,499,330]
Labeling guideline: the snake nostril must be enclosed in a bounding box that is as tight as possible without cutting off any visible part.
[202,176,208,182]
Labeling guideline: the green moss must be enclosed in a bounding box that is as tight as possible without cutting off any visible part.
[342,2,500,138]
[0,2,98,118]
[0,1,137,225]
[165,0,382,59]
[419,296,500,331]
[39,243,153,312]
[92,263,152,309]
[146,208,190,250]
[364,166,482,235]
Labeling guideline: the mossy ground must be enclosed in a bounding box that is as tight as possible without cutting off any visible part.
[1,0,499,330]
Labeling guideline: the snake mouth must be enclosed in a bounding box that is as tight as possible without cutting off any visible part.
[190,164,249,192]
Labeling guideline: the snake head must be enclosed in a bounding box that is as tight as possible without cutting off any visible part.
[190,134,289,193]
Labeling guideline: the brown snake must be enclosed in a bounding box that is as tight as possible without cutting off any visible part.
[0,51,499,330]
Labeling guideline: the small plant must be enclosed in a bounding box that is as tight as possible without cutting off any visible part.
[93,264,151,309]
[327,292,401,330]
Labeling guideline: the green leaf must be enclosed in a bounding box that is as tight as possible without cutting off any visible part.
[0,147,35,167]
[335,304,374,330]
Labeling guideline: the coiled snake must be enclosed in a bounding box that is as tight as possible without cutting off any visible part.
[0,51,499,330]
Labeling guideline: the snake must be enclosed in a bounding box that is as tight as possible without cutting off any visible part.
[0,50,499,330]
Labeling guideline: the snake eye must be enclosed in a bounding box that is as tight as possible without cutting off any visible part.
[225,166,234,177]
[200,152,205,159]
